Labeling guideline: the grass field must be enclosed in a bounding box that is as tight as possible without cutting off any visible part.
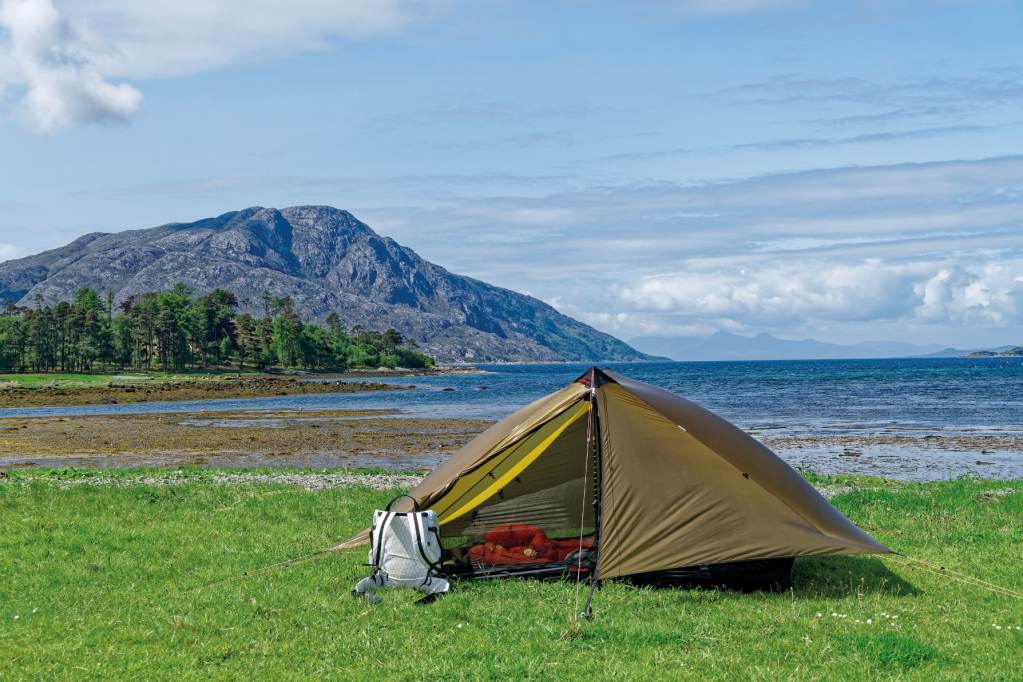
[0,370,266,389]
[2,470,1021,680]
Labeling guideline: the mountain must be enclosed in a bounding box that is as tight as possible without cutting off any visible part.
[629,332,945,361]
[0,206,659,364]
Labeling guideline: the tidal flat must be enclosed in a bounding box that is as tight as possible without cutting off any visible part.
[0,409,493,471]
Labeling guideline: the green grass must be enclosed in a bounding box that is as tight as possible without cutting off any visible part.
[2,475,1022,680]
[1,372,133,388]
[0,368,268,388]
[0,370,266,389]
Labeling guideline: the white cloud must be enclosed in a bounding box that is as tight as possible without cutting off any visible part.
[0,0,454,133]
[0,0,142,133]
[54,0,458,79]
[912,265,1023,326]
[0,243,28,261]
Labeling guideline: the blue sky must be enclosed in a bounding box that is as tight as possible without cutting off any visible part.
[1,0,1022,348]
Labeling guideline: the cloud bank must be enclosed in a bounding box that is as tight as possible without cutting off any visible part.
[614,261,1023,331]
[359,156,1023,346]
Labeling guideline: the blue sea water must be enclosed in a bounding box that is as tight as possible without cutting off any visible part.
[4,358,1022,480]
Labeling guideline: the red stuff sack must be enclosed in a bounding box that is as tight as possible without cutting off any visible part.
[469,542,546,566]
[484,523,543,548]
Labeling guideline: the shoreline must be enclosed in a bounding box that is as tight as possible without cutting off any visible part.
[2,407,1022,481]
[297,366,488,378]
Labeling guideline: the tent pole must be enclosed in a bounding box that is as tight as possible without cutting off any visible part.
[581,368,604,620]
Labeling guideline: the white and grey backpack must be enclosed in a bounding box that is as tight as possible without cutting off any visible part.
[353,495,450,604]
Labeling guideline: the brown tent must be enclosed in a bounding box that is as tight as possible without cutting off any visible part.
[341,367,889,592]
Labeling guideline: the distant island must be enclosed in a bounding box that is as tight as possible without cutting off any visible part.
[964,347,1023,358]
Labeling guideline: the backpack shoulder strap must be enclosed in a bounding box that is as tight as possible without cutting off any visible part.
[371,510,396,572]
[411,512,443,577]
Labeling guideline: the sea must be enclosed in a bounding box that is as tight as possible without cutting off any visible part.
[4,358,1022,481]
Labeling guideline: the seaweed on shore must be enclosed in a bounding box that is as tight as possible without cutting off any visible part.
[0,376,406,409]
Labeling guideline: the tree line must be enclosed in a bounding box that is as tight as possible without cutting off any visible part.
[0,285,433,374]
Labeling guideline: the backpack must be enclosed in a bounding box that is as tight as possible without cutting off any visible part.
[353,495,450,604]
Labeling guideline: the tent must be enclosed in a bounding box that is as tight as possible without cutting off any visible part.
[341,367,890,590]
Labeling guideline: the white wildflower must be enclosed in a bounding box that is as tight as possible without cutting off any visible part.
[867,619,872,624]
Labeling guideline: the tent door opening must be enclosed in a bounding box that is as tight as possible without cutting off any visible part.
[438,389,602,581]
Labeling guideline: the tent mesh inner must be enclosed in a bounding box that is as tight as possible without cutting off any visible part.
[439,409,596,570]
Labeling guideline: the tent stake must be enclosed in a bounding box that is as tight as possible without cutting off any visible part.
[581,568,599,619]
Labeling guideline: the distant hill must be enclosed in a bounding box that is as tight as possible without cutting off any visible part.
[0,206,659,364]
[964,347,1023,357]
[629,332,945,361]
[919,345,1018,358]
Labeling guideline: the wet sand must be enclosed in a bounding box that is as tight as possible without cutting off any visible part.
[0,377,407,409]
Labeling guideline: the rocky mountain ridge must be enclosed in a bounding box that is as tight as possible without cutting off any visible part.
[0,206,656,363]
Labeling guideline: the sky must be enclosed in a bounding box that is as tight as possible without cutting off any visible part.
[1,0,1022,349]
